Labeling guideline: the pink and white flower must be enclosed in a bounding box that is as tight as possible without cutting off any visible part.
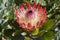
[14,2,46,31]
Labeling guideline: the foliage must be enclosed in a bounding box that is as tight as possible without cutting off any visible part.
[0,0,60,40]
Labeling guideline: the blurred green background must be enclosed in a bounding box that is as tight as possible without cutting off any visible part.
[0,0,60,40]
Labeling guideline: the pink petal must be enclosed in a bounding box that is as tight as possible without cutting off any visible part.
[43,7,46,13]
[38,7,43,14]
[27,23,33,30]
[42,13,46,23]
[37,3,40,8]
[36,21,41,27]
[32,2,36,8]
[19,4,24,9]
[21,23,26,28]
[14,8,20,16]
[26,2,31,9]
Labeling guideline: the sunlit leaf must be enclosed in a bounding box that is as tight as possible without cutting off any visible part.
[32,28,39,35]
[24,36,31,40]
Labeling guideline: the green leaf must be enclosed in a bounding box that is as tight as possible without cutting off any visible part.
[32,28,39,36]
[39,0,46,6]
[12,33,24,40]
[42,19,55,30]
[0,0,3,3]
[41,31,55,40]
[55,9,60,20]
[12,30,24,40]
[24,37,31,40]
[4,29,15,37]
[15,0,30,5]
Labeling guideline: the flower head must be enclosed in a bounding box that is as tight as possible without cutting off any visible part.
[14,2,46,31]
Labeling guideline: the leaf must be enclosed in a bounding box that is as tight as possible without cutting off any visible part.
[32,28,39,36]
[12,34,24,40]
[15,0,29,5]
[24,37,31,40]
[12,30,24,40]
[0,0,3,3]
[42,19,55,30]
[4,29,15,37]
[55,9,60,20]
[39,0,46,6]
[41,31,55,40]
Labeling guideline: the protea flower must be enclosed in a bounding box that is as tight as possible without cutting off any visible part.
[14,2,46,31]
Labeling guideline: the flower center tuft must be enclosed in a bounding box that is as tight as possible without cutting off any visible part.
[26,10,35,19]
[28,10,33,14]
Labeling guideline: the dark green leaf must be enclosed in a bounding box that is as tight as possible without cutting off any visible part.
[41,31,55,40]
[42,19,55,30]
[4,29,15,37]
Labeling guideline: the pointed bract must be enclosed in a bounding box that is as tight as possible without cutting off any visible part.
[43,7,46,13]
[19,4,24,9]
[32,2,36,8]
[37,3,40,8]
[26,2,31,9]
